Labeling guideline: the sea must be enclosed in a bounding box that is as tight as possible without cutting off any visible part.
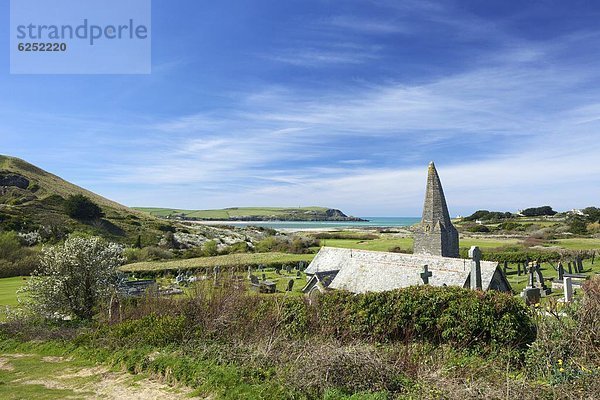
[195,217,421,230]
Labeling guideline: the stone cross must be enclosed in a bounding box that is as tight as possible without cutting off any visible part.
[420,265,432,285]
[563,277,573,302]
[469,246,482,290]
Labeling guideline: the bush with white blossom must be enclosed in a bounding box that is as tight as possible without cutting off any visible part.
[20,236,124,320]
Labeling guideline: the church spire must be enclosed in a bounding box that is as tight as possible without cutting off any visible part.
[421,161,452,227]
[413,162,459,258]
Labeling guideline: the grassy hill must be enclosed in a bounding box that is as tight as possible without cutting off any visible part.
[0,155,174,245]
[134,206,364,221]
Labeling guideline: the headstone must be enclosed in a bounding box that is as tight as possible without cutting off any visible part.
[469,246,482,290]
[563,277,573,302]
[576,257,584,273]
[503,261,508,275]
[592,252,595,265]
[298,261,306,270]
[296,270,301,278]
[527,262,535,288]
[285,264,292,274]
[287,279,294,292]
[420,265,432,285]
[567,262,573,274]
[521,287,541,306]
[517,262,522,276]
[262,273,266,281]
[249,275,259,285]
[276,268,282,275]
[533,262,551,295]
[558,262,564,280]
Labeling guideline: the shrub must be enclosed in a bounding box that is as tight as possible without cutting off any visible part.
[316,286,534,349]
[64,194,104,220]
[21,236,124,320]
[521,206,557,217]
[467,224,490,233]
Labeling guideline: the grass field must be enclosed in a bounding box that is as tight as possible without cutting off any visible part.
[134,206,330,220]
[122,252,315,273]
[0,277,27,321]
[553,238,600,250]
[321,236,521,252]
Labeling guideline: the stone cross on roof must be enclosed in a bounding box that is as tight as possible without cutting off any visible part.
[420,265,432,285]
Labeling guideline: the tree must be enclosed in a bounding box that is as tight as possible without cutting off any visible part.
[21,236,124,320]
[521,206,557,217]
[64,194,104,220]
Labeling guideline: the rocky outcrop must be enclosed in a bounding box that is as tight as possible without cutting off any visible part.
[0,173,29,189]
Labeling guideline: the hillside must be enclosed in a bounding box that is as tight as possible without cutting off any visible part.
[134,206,366,221]
[0,155,174,244]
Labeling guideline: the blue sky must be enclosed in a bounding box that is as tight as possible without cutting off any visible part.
[2,0,600,216]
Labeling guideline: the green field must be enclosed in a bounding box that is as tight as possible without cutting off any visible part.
[553,238,600,250]
[0,277,27,321]
[321,236,521,252]
[122,252,315,273]
[134,206,332,220]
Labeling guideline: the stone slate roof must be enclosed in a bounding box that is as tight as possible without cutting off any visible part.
[304,247,503,293]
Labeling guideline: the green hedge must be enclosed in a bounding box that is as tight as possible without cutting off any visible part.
[459,248,562,263]
[315,286,535,348]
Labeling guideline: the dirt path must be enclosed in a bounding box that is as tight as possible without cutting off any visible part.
[0,353,200,399]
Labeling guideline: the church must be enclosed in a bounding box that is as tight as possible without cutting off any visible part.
[302,162,511,296]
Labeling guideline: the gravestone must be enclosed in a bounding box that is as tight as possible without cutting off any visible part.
[527,262,535,288]
[469,246,482,290]
[576,257,584,273]
[568,262,573,274]
[296,270,301,278]
[503,261,508,275]
[558,262,564,280]
[285,264,292,274]
[521,263,542,305]
[563,277,573,302]
[517,262,522,276]
[287,279,294,292]
[592,252,595,265]
[262,273,266,281]
[521,287,541,305]
[298,261,306,270]
[249,275,259,285]
[420,265,432,285]
[533,262,551,295]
